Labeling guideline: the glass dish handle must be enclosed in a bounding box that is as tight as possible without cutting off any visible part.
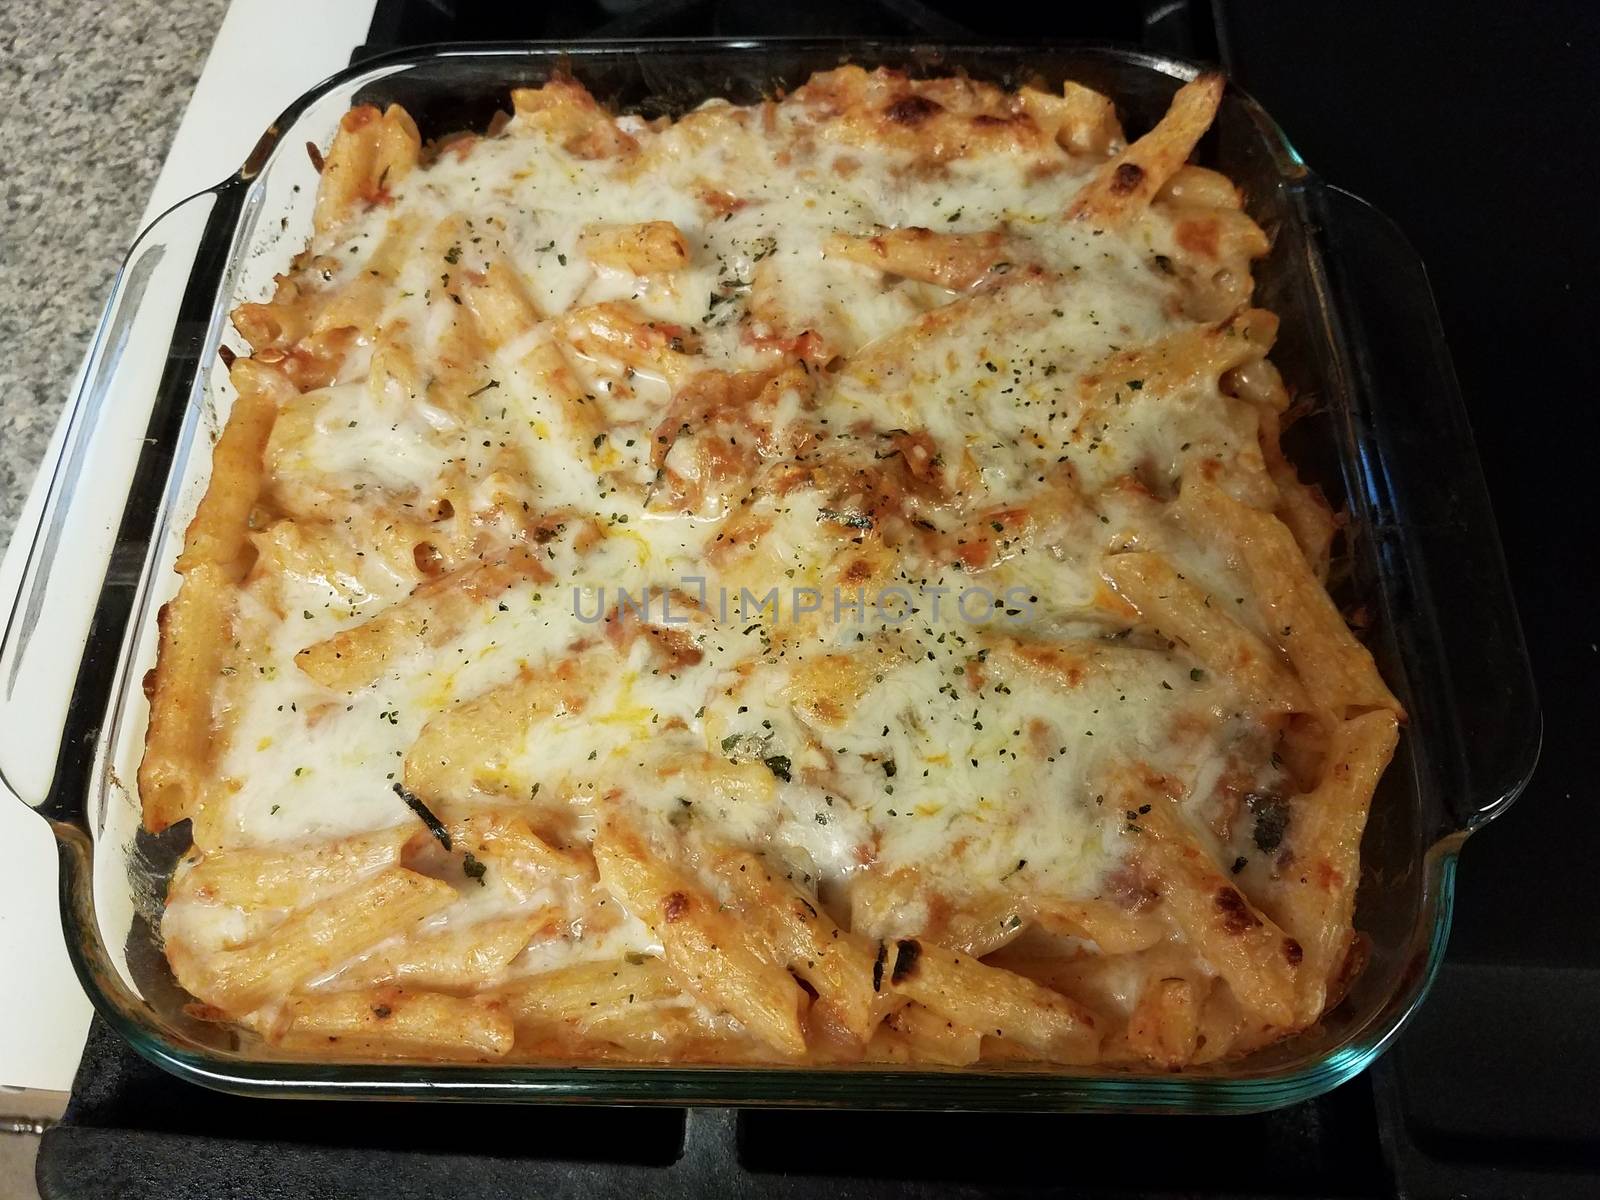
[0,188,230,813]
[1310,184,1540,835]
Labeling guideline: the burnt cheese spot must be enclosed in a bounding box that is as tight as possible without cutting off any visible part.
[1215,886,1262,935]
[1176,217,1220,258]
[662,891,691,923]
[1283,937,1304,967]
[891,938,923,984]
[841,557,878,584]
[872,941,888,992]
[1110,162,1146,195]
[885,95,943,125]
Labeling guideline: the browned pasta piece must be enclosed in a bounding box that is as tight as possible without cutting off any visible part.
[511,78,638,159]
[1174,476,1402,716]
[825,227,1010,291]
[311,212,424,339]
[460,260,545,347]
[447,810,597,895]
[1029,896,1169,955]
[231,289,309,353]
[594,816,808,1057]
[403,649,604,805]
[1069,73,1225,227]
[1124,974,1203,1068]
[173,867,458,1012]
[296,548,551,691]
[336,914,548,991]
[785,649,903,730]
[276,987,514,1059]
[579,221,691,274]
[313,104,421,234]
[882,936,1102,1064]
[559,301,701,386]
[796,67,1062,166]
[497,957,737,1060]
[1156,164,1243,209]
[707,844,884,1046]
[499,955,678,1018]
[172,826,412,909]
[139,360,293,832]
[1101,551,1310,714]
[1016,81,1125,156]
[520,331,608,447]
[866,1004,984,1066]
[1079,309,1278,412]
[1132,788,1301,1027]
[1255,710,1399,1024]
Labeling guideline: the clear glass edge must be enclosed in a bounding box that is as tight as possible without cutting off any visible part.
[28,38,1516,1111]
[0,187,229,810]
[59,833,1461,1110]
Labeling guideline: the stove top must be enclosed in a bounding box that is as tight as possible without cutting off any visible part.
[354,0,1219,55]
[37,1,1600,1196]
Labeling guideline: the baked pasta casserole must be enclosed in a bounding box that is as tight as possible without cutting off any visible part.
[139,66,1403,1069]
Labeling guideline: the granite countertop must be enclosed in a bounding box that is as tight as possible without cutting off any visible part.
[0,0,227,548]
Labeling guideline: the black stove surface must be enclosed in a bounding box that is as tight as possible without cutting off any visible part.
[39,2,1600,1197]
[355,0,1218,53]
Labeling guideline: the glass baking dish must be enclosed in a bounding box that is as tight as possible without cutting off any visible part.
[0,40,1538,1112]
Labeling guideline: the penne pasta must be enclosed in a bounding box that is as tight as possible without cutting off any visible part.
[277,987,514,1058]
[296,548,550,691]
[1069,73,1225,228]
[708,844,884,1045]
[1101,551,1311,714]
[825,227,1010,291]
[336,914,547,991]
[1173,477,1403,717]
[1255,710,1399,1024]
[172,826,412,909]
[579,221,692,274]
[313,104,421,234]
[1124,974,1202,1068]
[867,1003,984,1066]
[1017,81,1125,157]
[145,68,1401,1072]
[140,359,293,832]
[881,935,1103,1065]
[558,301,700,386]
[177,868,458,1012]
[1131,790,1301,1027]
[594,816,808,1057]
[511,78,638,159]
[460,260,545,347]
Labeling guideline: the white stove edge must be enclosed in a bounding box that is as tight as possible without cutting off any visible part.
[0,0,377,1094]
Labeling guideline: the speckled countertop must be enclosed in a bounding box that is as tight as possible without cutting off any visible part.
[0,0,228,547]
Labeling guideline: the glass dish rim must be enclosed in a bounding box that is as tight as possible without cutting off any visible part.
[26,36,1539,1111]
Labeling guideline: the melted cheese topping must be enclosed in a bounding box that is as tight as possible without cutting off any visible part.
[157,70,1342,1063]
